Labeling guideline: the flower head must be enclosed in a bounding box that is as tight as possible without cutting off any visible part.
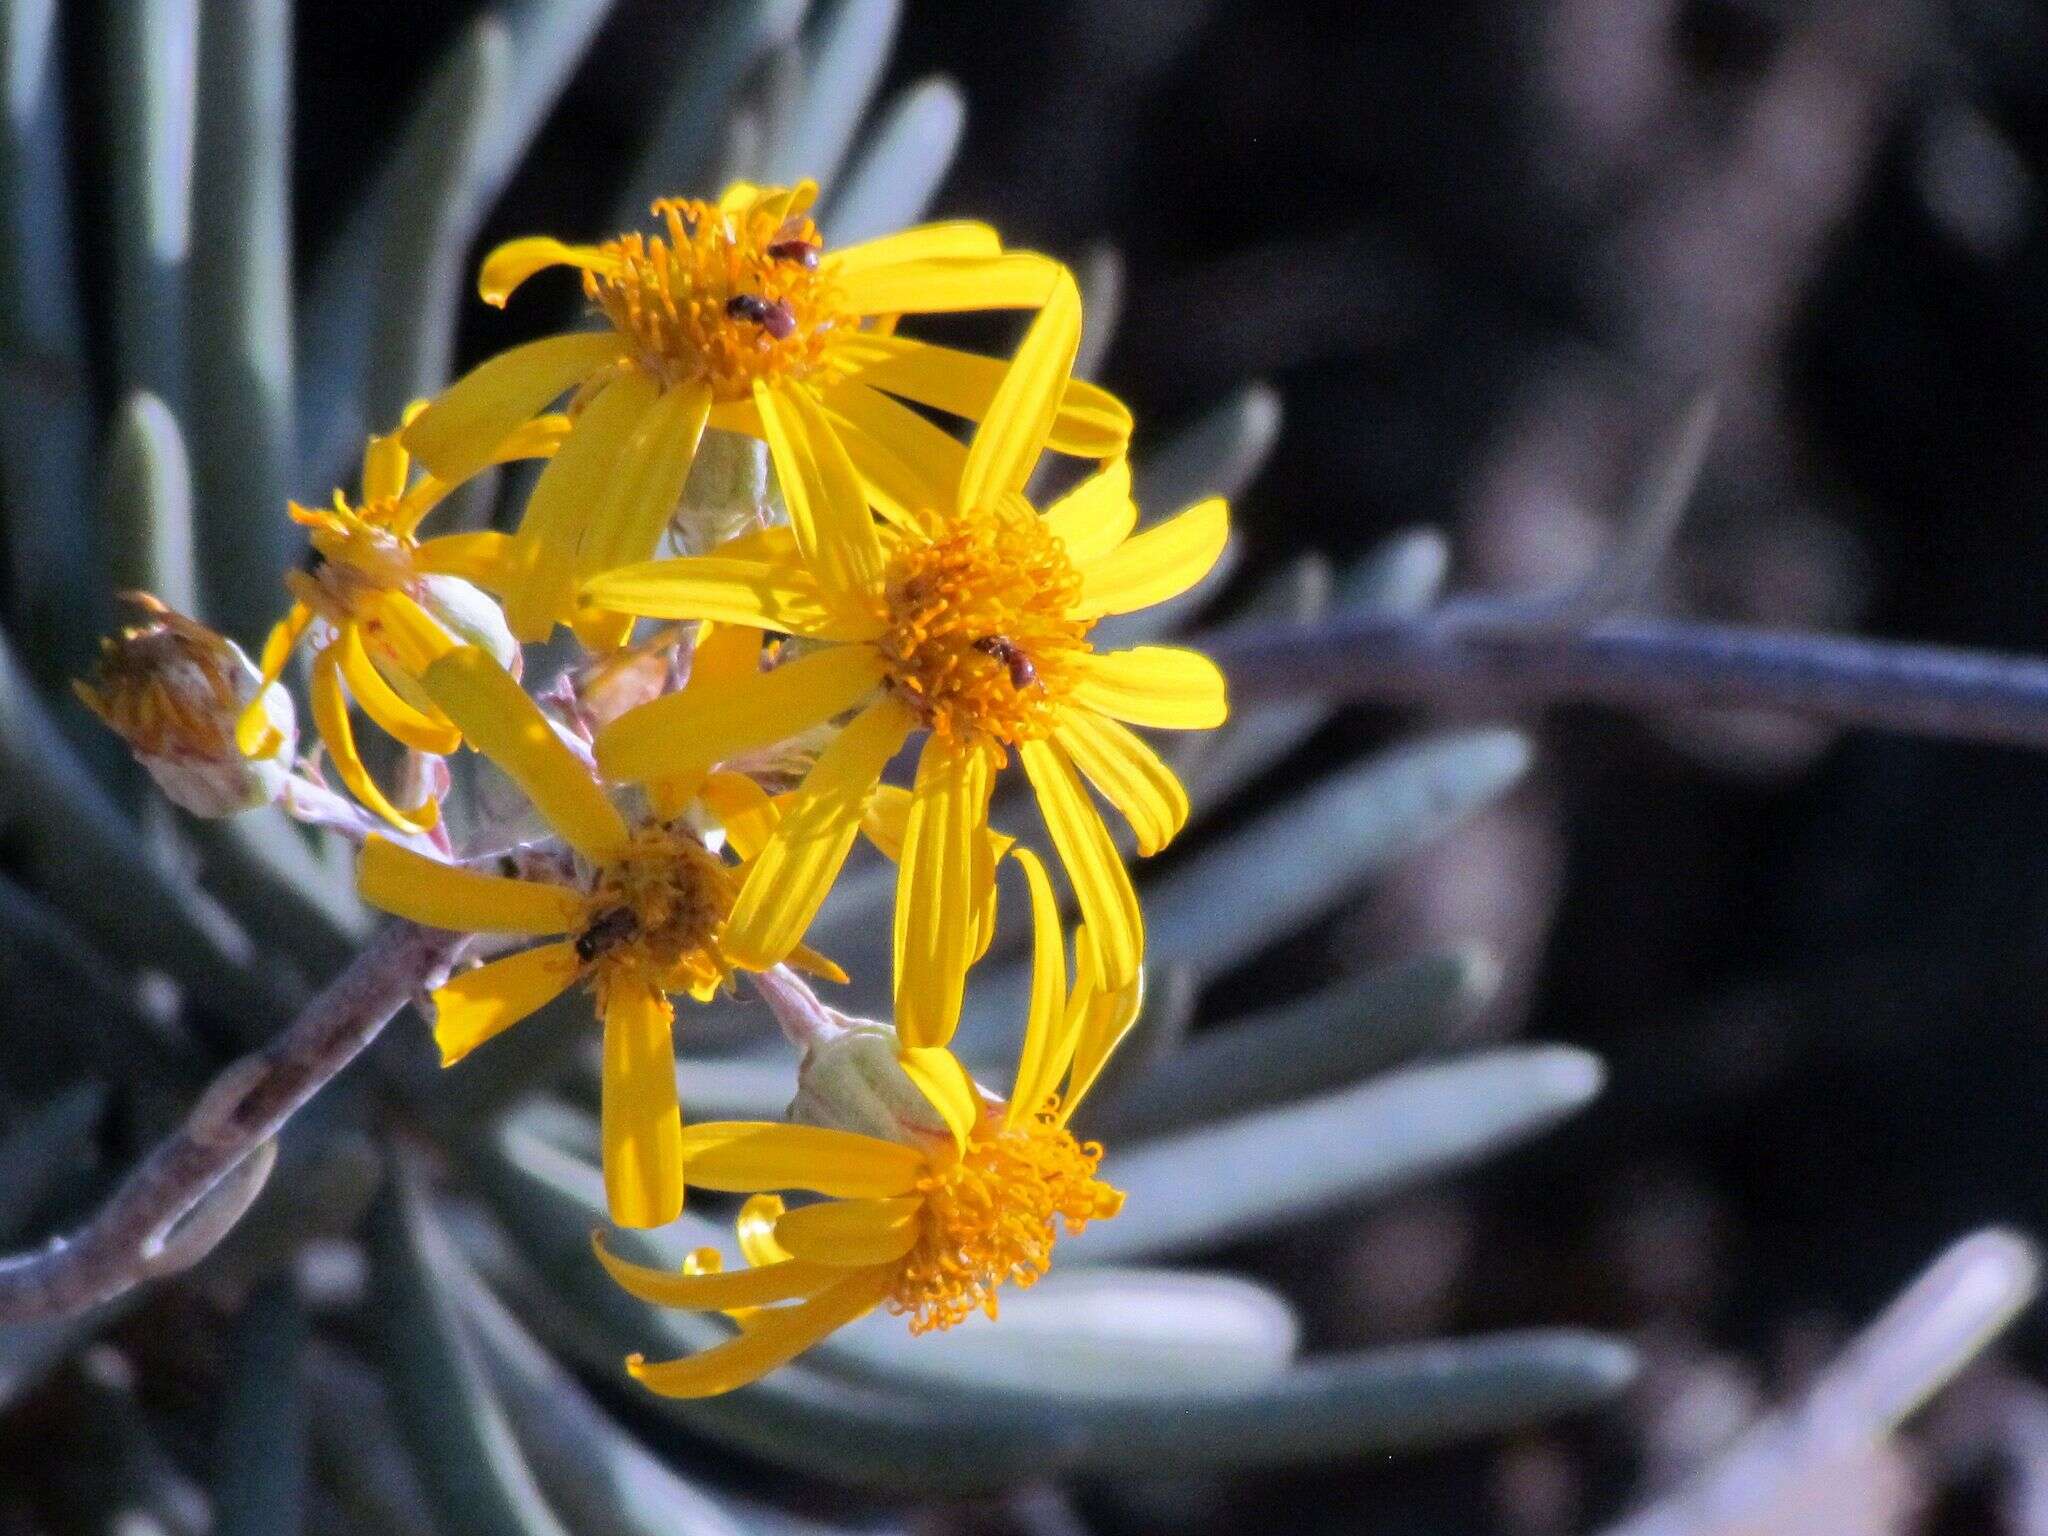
[243,412,561,831]
[594,849,1139,1396]
[77,593,296,817]
[354,640,838,1229]
[397,181,1130,645]
[586,272,1228,1050]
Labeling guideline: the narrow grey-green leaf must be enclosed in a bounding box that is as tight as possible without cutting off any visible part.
[1132,381,1283,515]
[0,1084,106,1240]
[366,1171,573,1536]
[821,76,966,245]
[1145,730,1531,981]
[0,0,98,679]
[1341,525,1452,617]
[105,0,196,413]
[1085,1045,1605,1260]
[610,0,810,229]
[305,1343,440,1536]
[190,809,370,973]
[212,1275,308,1536]
[1090,945,1501,1140]
[191,0,296,645]
[102,394,197,616]
[763,0,900,190]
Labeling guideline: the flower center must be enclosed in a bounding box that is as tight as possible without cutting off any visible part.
[888,1100,1123,1334]
[291,497,417,623]
[576,825,739,1001]
[876,505,1092,747]
[588,198,848,402]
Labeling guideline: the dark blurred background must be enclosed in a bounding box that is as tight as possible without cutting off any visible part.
[265,0,2048,1528]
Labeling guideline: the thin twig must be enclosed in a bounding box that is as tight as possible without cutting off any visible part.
[1209,612,2048,755]
[0,920,467,1324]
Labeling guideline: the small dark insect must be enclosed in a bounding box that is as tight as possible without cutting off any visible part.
[575,905,639,965]
[766,238,821,270]
[974,635,1039,690]
[725,293,798,339]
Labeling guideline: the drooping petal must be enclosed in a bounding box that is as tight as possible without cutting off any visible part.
[594,643,885,785]
[1019,737,1144,991]
[1061,960,1146,1120]
[358,834,582,935]
[431,940,580,1064]
[817,383,963,526]
[422,647,630,864]
[582,556,865,640]
[591,1233,841,1309]
[393,415,572,538]
[892,735,993,1051]
[504,372,663,640]
[310,648,436,832]
[699,770,780,861]
[337,625,461,755]
[676,1121,925,1198]
[822,221,1000,281]
[737,1194,794,1267]
[753,381,885,618]
[1040,458,1135,565]
[1004,847,1077,1129]
[402,331,623,487]
[897,1046,983,1150]
[723,696,916,969]
[357,590,459,678]
[836,252,1061,318]
[626,1267,894,1399]
[1072,497,1230,619]
[832,333,1131,457]
[1053,709,1191,857]
[479,236,619,307]
[360,425,410,505]
[957,269,1081,512]
[237,603,311,756]
[1071,646,1229,730]
[772,1195,923,1267]
[602,984,685,1229]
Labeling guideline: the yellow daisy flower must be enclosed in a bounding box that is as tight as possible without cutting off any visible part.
[593,848,1138,1398]
[353,641,840,1229]
[396,180,1131,646]
[237,411,563,831]
[583,271,1229,1048]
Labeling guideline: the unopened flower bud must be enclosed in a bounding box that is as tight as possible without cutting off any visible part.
[413,574,520,676]
[672,430,774,555]
[75,594,297,817]
[787,1020,965,1149]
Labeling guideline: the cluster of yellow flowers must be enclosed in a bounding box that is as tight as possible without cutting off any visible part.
[80,181,1229,1397]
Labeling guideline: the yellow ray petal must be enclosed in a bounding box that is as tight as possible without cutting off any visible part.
[836,252,1061,318]
[357,589,459,678]
[1040,458,1135,565]
[822,221,1000,280]
[337,625,461,756]
[686,620,764,691]
[1072,497,1230,619]
[591,1232,840,1309]
[897,1046,982,1151]
[1061,960,1145,1121]
[310,649,436,832]
[1071,646,1229,730]
[358,834,582,935]
[594,643,884,785]
[737,1194,794,1267]
[1019,737,1143,991]
[772,1195,923,1267]
[892,735,993,1051]
[753,381,884,616]
[504,371,662,640]
[480,235,619,307]
[582,555,866,640]
[402,331,623,487]
[576,379,712,582]
[957,269,1080,512]
[237,602,311,756]
[361,425,410,505]
[627,1267,893,1398]
[723,696,916,969]
[699,770,780,861]
[858,782,913,861]
[1053,709,1191,857]
[413,529,515,588]
[422,647,630,864]
[833,334,1131,456]
[602,985,684,1229]
[431,940,580,1065]
[1004,847,1077,1129]
[677,1121,925,1198]
[817,383,962,527]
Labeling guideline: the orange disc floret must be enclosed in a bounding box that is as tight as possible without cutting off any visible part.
[578,823,741,1004]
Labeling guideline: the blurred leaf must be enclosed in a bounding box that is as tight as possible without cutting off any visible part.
[1084,1045,1605,1261]
[305,1343,441,1536]
[763,0,901,191]
[101,393,197,617]
[367,1170,572,1536]
[610,0,809,228]
[191,809,372,973]
[104,0,196,413]
[58,1346,212,1535]
[212,1275,308,1536]
[821,75,966,245]
[1340,525,1452,617]
[195,1118,381,1296]
[1132,381,1283,515]
[1144,729,1532,982]
[0,1084,105,1240]
[1090,945,1500,1140]
[191,0,296,646]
